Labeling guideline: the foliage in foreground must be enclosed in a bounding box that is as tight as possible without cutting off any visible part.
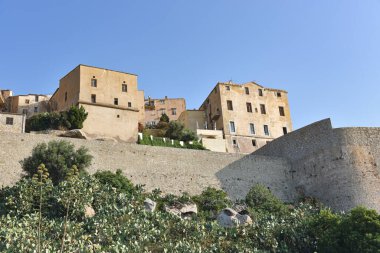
[138,134,206,150]
[0,169,379,252]
[21,140,93,184]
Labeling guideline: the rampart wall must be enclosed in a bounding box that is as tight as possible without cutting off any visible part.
[254,119,380,212]
[0,132,294,201]
[0,118,378,212]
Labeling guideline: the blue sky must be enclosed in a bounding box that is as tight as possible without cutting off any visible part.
[0,0,379,129]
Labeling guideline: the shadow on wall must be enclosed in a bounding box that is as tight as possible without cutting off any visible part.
[215,154,297,202]
[234,118,380,212]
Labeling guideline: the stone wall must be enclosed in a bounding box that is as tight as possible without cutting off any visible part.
[253,119,380,212]
[0,113,25,133]
[0,132,293,201]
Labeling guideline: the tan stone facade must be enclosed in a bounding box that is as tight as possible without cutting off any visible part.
[0,112,25,133]
[200,81,292,154]
[50,65,145,142]
[144,97,186,126]
[7,94,50,118]
[0,90,13,112]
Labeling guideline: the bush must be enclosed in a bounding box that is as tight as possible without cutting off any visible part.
[245,184,288,215]
[165,121,198,142]
[66,105,88,129]
[25,105,88,132]
[21,140,93,184]
[192,187,231,220]
[317,206,380,253]
[160,113,169,123]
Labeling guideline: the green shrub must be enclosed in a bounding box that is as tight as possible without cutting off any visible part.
[317,206,380,253]
[192,187,231,220]
[165,121,184,140]
[25,106,88,132]
[21,140,92,184]
[160,113,169,123]
[245,184,288,215]
[67,105,88,129]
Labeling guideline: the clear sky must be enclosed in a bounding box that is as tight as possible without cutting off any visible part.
[1,0,379,130]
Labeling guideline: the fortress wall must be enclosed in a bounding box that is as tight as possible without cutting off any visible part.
[253,119,380,212]
[0,132,293,201]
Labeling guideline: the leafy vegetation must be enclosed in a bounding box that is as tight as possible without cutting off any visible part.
[138,134,206,150]
[21,140,92,184]
[26,105,88,132]
[0,149,379,252]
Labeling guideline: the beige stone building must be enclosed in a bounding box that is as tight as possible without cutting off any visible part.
[7,94,50,117]
[0,90,13,112]
[50,64,145,142]
[178,110,227,152]
[199,81,292,153]
[144,97,186,126]
[0,112,26,133]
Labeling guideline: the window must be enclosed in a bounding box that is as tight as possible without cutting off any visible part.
[122,84,128,92]
[91,79,97,87]
[258,89,263,96]
[279,106,285,116]
[245,87,249,95]
[227,100,233,110]
[91,94,96,103]
[246,102,252,113]
[283,127,288,135]
[22,109,28,114]
[128,102,132,107]
[249,123,255,135]
[25,99,30,104]
[229,121,236,133]
[5,117,13,125]
[159,100,165,104]
[65,92,67,102]
[35,95,39,102]
[226,86,230,91]
[34,107,38,113]
[252,139,257,146]
[232,139,237,145]
[114,98,118,105]
[264,125,270,136]
[172,108,177,115]
[260,104,266,114]
[277,92,282,97]
[117,115,120,118]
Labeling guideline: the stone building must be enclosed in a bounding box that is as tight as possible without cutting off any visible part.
[144,97,186,126]
[200,81,292,153]
[0,90,13,112]
[49,64,145,142]
[7,94,50,117]
[0,112,26,133]
[178,110,227,152]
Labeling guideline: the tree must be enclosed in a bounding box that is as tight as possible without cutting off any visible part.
[180,129,197,142]
[159,113,169,123]
[165,121,184,140]
[67,105,88,129]
[21,140,93,184]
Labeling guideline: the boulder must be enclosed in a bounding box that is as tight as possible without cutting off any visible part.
[84,205,95,218]
[165,202,198,219]
[60,129,87,139]
[144,198,157,212]
[217,208,253,228]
